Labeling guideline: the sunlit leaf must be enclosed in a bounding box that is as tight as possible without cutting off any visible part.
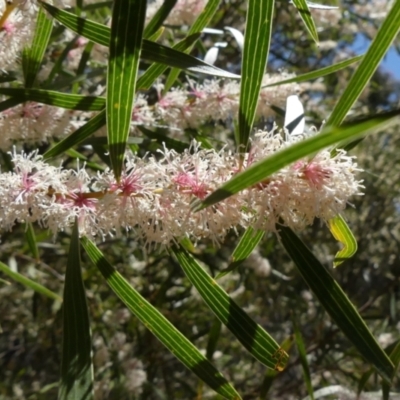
[0,261,61,302]
[22,8,53,87]
[81,238,242,400]
[328,214,358,267]
[216,227,264,280]
[264,55,364,87]
[172,246,288,371]
[238,0,274,149]
[143,0,177,38]
[291,0,319,43]
[326,0,400,126]
[39,2,240,79]
[106,0,146,179]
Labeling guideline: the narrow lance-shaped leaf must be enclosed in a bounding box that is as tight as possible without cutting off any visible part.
[163,0,221,92]
[326,0,400,127]
[293,316,314,400]
[73,41,96,94]
[44,35,80,87]
[137,33,201,90]
[143,0,177,38]
[381,340,400,399]
[0,88,105,111]
[0,98,24,113]
[81,237,241,400]
[279,225,394,382]
[0,261,62,302]
[291,0,319,44]
[0,73,17,84]
[259,336,293,398]
[22,8,53,87]
[216,227,264,280]
[172,246,288,371]
[59,221,94,400]
[39,2,239,79]
[328,214,358,267]
[106,0,147,179]
[238,0,275,149]
[25,222,40,260]
[358,340,400,396]
[192,111,400,211]
[43,110,106,160]
[264,55,364,87]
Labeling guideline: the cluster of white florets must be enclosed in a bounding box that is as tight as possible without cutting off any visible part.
[0,102,72,149]
[0,134,363,246]
[150,75,299,131]
[0,75,299,150]
[0,0,38,71]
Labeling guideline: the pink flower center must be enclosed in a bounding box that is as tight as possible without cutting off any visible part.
[295,161,331,188]
[174,172,208,199]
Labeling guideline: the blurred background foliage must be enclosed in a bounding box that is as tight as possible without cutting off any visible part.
[0,0,400,399]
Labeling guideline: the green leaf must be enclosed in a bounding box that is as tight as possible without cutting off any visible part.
[328,214,358,267]
[81,237,241,400]
[206,318,222,360]
[44,35,80,87]
[389,339,400,372]
[259,337,293,398]
[238,0,274,149]
[216,227,264,280]
[264,55,364,87]
[59,221,94,400]
[163,0,221,92]
[293,317,314,400]
[0,261,61,302]
[291,0,318,44]
[64,148,106,172]
[192,111,400,211]
[278,225,394,382]
[381,340,400,398]
[43,110,106,160]
[138,126,189,153]
[137,33,201,90]
[326,0,400,126]
[39,1,240,79]
[143,0,177,38]
[358,340,400,396]
[0,73,17,84]
[106,0,147,179]
[0,88,105,111]
[22,8,53,88]
[0,97,25,113]
[172,246,288,371]
[25,223,40,260]
[73,41,96,94]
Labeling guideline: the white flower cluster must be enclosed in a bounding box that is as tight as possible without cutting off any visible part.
[0,102,72,149]
[0,75,299,151]
[147,75,299,131]
[0,0,38,71]
[0,133,363,246]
